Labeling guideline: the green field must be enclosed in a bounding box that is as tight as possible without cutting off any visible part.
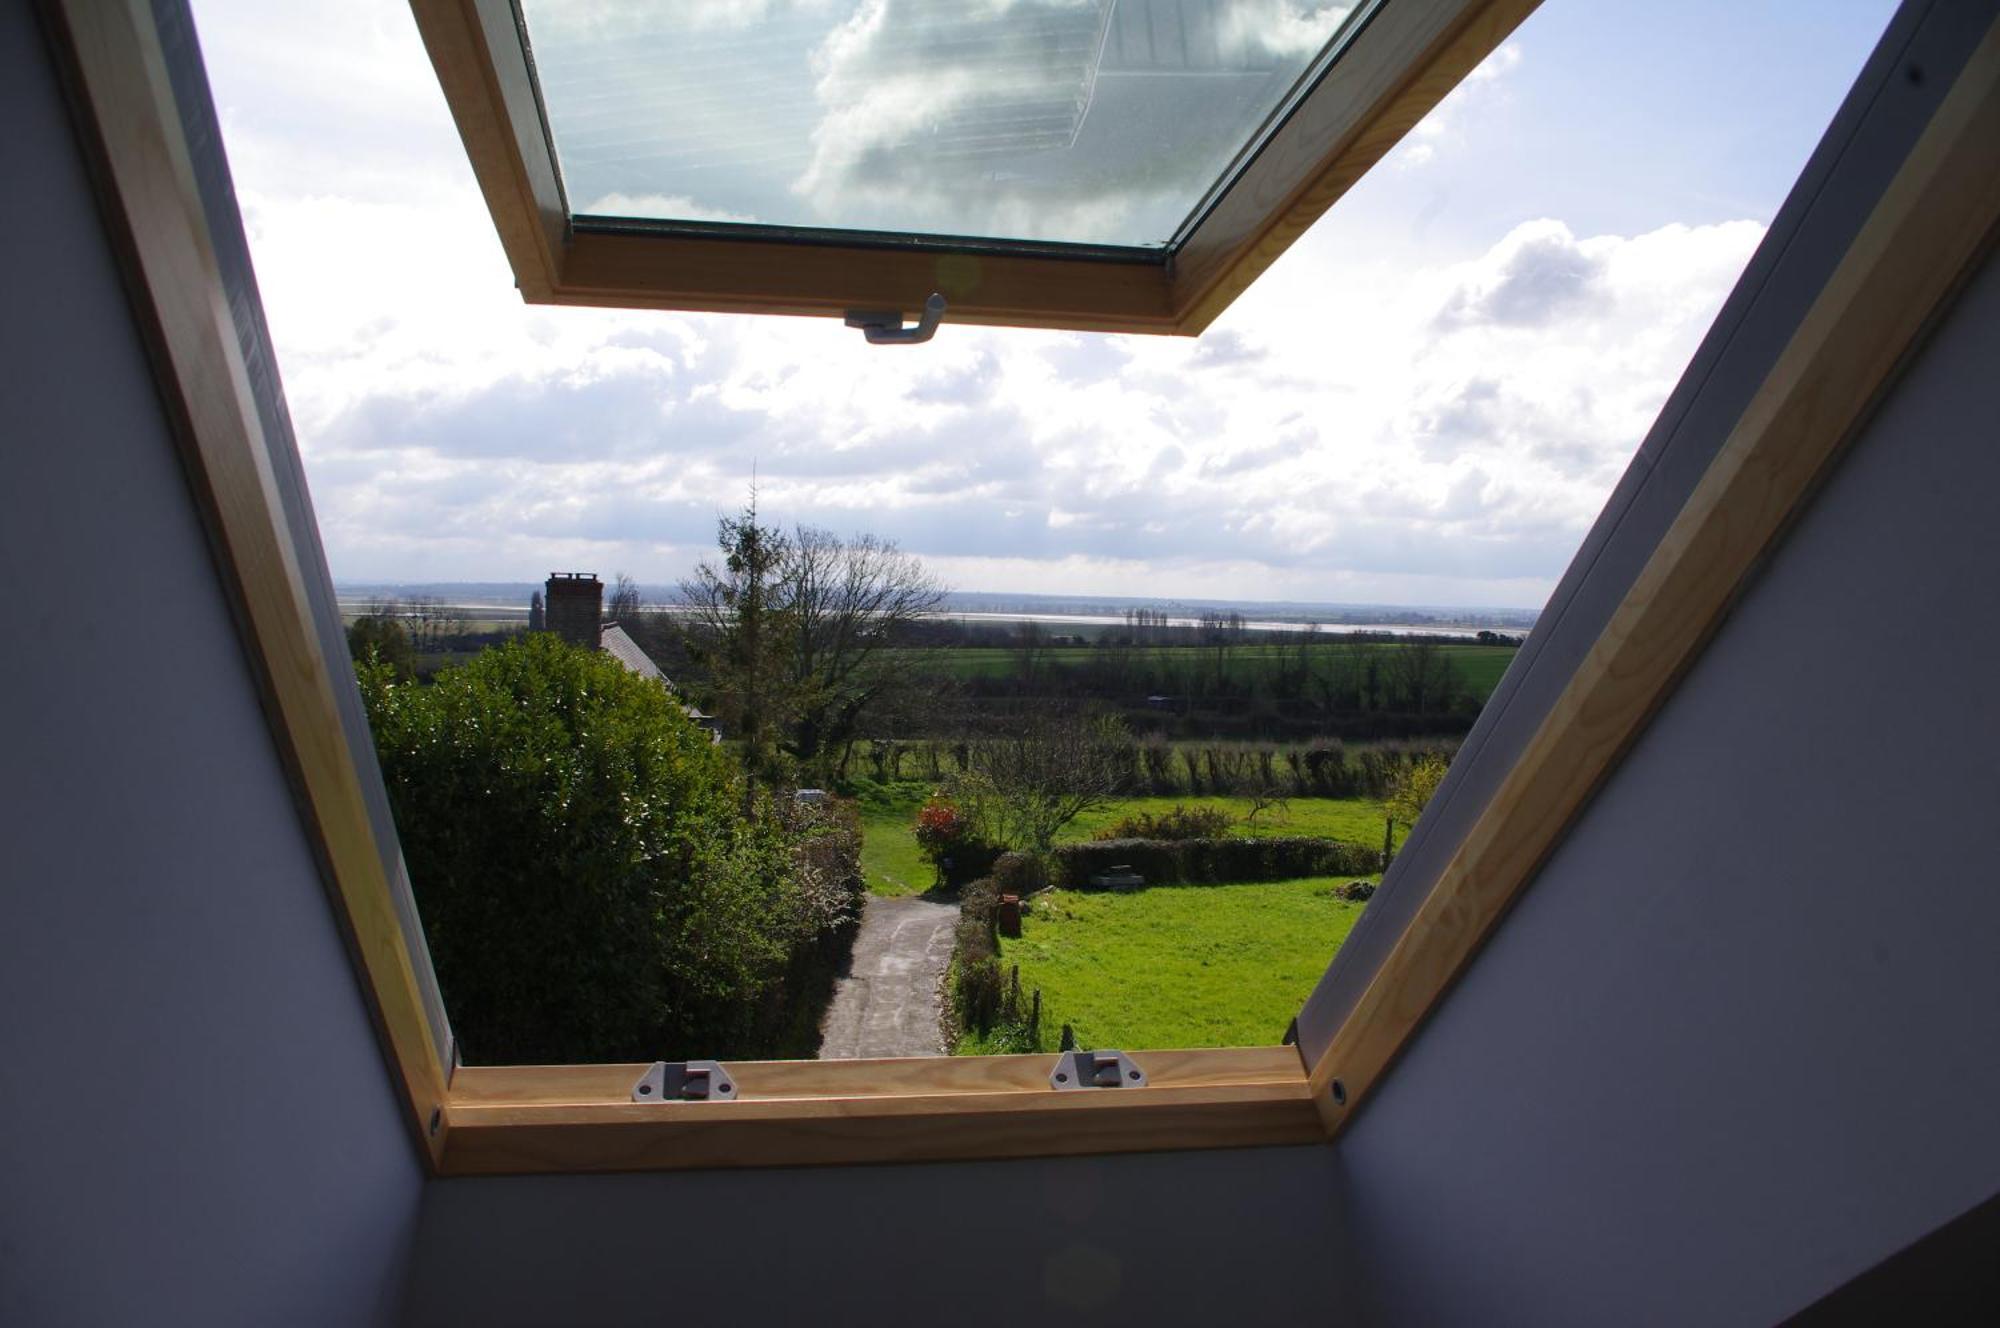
[926,641,1516,699]
[859,791,941,897]
[959,879,1373,1052]
[1061,795,1394,847]
[858,788,1396,897]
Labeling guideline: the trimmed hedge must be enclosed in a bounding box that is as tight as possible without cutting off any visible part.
[951,877,1004,1034]
[1049,836,1379,889]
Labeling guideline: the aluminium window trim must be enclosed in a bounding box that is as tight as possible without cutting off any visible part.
[45,0,2000,1176]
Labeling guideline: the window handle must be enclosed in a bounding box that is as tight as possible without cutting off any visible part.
[845,292,947,345]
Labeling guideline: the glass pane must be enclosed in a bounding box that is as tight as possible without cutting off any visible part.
[519,0,1367,249]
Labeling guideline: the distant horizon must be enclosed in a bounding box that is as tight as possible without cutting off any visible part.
[333,580,1543,626]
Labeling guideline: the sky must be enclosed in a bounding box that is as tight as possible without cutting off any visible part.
[188,0,1897,611]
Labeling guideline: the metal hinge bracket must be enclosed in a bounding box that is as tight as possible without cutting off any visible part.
[844,292,947,345]
[1050,1049,1147,1090]
[632,1060,737,1102]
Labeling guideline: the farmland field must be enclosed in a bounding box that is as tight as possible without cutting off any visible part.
[926,641,1516,698]
[958,879,1373,1052]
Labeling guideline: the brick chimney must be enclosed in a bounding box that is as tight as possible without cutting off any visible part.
[544,572,602,649]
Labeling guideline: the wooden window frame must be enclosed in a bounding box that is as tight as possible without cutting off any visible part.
[44,0,2000,1176]
[407,0,1543,336]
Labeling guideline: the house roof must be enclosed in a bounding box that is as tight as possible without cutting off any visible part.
[599,622,717,731]
[598,622,665,684]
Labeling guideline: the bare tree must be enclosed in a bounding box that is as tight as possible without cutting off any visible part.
[401,595,466,654]
[1387,639,1461,716]
[953,711,1133,853]
[778,526,947,777]
[607,572,641,623]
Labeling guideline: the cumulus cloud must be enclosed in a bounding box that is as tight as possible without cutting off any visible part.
[1436,219,1608,327]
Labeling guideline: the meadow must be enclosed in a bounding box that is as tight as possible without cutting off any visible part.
[858,786,1397,897]
[958,878,1374,1052]
[927,641,1516,698]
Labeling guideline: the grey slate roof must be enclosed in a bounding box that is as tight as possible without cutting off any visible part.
[599,621,718,734]
[598,622,666,684]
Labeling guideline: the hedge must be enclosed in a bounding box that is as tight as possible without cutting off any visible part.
[357,633,862,1065]
[1048,836,1380,889]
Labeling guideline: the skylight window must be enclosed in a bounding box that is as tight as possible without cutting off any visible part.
[413,0,1526,331]
[520,0,1375,252]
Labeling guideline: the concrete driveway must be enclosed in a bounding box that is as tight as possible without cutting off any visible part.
[817,894,957,1059]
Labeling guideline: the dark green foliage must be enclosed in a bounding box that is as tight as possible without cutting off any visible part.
[1091,804,1233,841]
[939,840,1003,888]
[346,615,417,681]
[960,876,1002,927]
[991,851,1047,897]
[356,633,859,1064]
[951,911,1003,1034]
[1049,836,1380,889]
[1339,879,1377,902]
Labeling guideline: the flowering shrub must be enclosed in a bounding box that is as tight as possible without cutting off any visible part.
[913,794,1001,886]
[912,795,969,862]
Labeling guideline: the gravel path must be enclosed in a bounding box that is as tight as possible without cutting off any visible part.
[818,894,957,1059]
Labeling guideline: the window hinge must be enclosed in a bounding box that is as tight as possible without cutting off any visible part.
[632,1060,738,1102]
[1050,1049,1147,1090]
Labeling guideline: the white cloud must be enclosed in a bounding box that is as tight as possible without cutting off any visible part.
[1392,41,1523,171]
[574,193,759,223]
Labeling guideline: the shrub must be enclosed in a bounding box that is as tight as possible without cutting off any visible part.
[1048,836,1380,889]
[1339,879,1377,902]
[913,794,1001,886]
[1091,803,1233,841]
[951,914,1003,1034]
[960,876,1002,927]
[991,851,1048,896]
[912,794,970,861]
[357,633,847,1064]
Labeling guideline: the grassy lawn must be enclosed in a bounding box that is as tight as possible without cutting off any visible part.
[856,789,1394,897]
[959,878,1373,1052]
[1059,795,1393,848]
[858,794,937,897]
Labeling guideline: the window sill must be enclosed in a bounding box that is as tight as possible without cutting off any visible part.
[442,1047,1320,1174]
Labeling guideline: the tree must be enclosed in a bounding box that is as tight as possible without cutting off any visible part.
[527,590,545,633]
[679,496,794,810]
[953,711,1133,853]
[1383,751,1451,862]
[355,633,853,1063]
[346,614,416,681]
[779,526,946,777]
[1387,639,1462,716]
[1244,781,1291,830]
[607,572,641,622]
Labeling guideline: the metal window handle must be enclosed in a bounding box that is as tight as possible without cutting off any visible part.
[845,292,946,345]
